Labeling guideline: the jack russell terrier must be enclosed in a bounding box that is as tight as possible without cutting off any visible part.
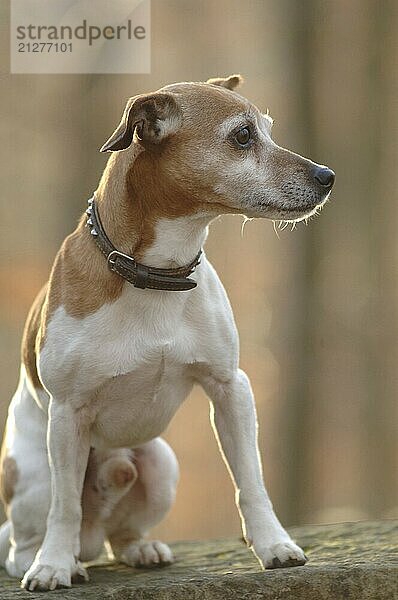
[0,74,334,591]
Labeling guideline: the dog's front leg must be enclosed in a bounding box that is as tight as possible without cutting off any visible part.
[201,368,307,570]
[21,398,91,591]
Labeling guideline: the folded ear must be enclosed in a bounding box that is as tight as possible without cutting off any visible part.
[100,92,182,152]
[207,74,243,91]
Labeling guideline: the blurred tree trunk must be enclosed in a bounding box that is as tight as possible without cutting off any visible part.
[278,0,398,524]
[360,0,398,516]
[273,0,322,525]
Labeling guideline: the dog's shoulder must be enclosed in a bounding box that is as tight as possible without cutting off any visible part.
[46,219,125,320]
[21,283,48,391]
[21,219,126,389]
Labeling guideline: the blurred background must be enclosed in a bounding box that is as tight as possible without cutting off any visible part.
[0,0,397,542]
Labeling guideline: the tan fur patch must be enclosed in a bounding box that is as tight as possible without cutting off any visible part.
[0,430,19,507]
[41,220,124,323]
[111,460,137,488]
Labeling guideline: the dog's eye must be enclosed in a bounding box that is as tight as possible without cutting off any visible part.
[234,126,252,148]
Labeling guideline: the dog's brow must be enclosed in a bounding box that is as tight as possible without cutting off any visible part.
[219,112,255,136]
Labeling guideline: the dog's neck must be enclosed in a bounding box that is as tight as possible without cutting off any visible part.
[94,152,211,269]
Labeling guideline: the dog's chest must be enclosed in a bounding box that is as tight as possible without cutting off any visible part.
[88,300,198,447]
[91,356,193,448]
[41,287,205,447]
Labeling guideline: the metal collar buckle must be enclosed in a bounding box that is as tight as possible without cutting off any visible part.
[107,250,135,272]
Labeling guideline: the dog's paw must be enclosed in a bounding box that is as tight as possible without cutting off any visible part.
[253,540,307,570]
[21,559,88,591]
[96,454,138,520]
[123,540,174,568]
[98,455,138,492]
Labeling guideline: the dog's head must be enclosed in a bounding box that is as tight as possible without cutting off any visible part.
[101,75,334,222]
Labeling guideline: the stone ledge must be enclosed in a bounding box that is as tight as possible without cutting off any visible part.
[0,521,397,599]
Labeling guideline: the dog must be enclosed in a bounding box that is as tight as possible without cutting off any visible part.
[0,74,334,591]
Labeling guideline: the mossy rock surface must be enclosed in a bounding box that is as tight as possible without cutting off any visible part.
[0,520,397,599]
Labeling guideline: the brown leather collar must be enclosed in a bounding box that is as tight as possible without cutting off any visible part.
[86,197,202,291]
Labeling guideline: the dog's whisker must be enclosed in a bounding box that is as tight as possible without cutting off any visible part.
[240,216,253,237]
[272,220,281,239]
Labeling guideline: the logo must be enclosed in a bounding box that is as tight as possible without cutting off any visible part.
[11,0,151,74]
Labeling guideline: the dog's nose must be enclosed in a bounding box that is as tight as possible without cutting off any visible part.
[312,165,335,189]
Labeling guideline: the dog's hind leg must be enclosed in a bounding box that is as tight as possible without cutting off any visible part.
[0,520,11,566]
[0,519,36,579]
[5,480,50,578]
[105,438,179,568]
[80,448,137,562]
[6,532,42,579]
[0,370,51,579]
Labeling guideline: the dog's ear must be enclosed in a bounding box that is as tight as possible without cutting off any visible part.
[207,74,243,91]
[100,92,182,152]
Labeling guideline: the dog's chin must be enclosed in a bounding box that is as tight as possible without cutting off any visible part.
[245,194,330,222]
